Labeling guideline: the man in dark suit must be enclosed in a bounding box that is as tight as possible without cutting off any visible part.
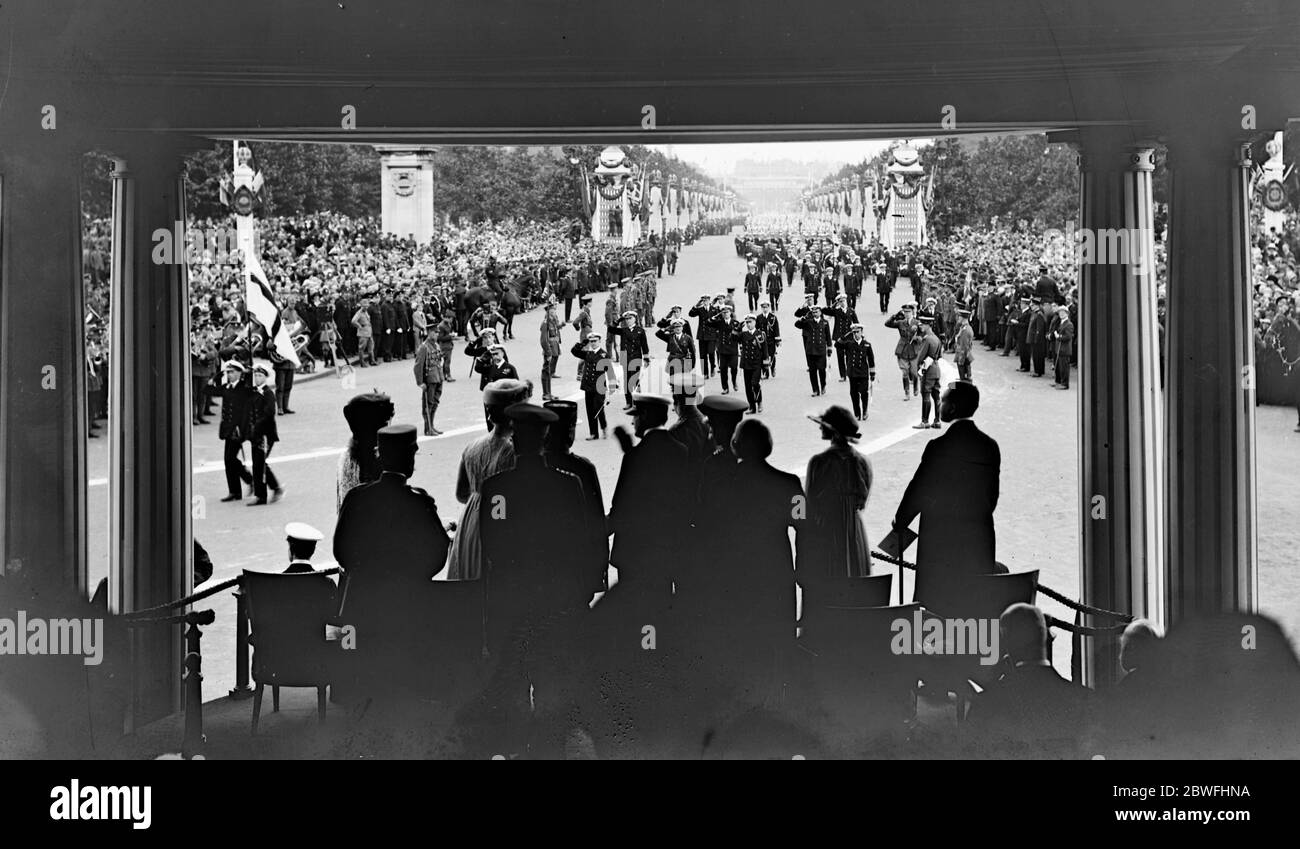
[480,404,591,659]
[892,381,1000,617]
[543,400,609,598]
[1014,296,1033,371]
[607,394,689,609]
[966,603,1089,759]
[1027,298,1048,377]
[333,425,450,664]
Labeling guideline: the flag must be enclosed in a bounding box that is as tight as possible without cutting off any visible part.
[244,251,300,366]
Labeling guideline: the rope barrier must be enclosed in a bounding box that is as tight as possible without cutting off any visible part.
[124,609,217,628]
[121,566,341,620]
[870,549,1134,626]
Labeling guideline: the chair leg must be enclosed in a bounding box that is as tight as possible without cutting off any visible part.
[272,684,280,713]
[317,685,327,723]
[251,683,264,735]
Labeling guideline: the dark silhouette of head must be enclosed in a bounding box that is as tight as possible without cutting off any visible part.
[505,403,555,456]
[1120,619,1163,674]
[631,395,671,437]
[376,424,419,478]
[732,418,773,463]
[542,400,578,453]
[1000,603,1049,665]
[940,381,980,422]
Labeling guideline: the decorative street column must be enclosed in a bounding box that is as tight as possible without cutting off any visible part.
[1073,132,1165,687]
[377,146,438,243]
[1165,131,1258,623]
[108,142,195,726]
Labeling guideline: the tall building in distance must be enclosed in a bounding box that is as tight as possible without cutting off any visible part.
[725,158,836,213]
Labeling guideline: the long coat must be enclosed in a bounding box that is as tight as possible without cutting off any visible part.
[893,419,1000,615]
[802,443,873,584]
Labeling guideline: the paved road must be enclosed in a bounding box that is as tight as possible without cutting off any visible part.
[86,234,1300,696]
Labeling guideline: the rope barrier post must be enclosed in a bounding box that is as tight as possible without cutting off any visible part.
[229,587,254,699]
[181,610,215,759]
[896,560,903,605]
[1071,609,1083,685]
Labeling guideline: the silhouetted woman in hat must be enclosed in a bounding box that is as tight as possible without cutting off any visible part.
[800,406,873,615]
[337,392,395,512]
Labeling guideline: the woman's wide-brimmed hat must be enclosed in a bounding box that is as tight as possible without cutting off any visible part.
[343,392,395,437]
[807,405,861,442]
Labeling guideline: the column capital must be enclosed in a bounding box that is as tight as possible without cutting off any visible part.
[1067,127,1159,174]
[1161,128,1269,170]
[96,133,211,174]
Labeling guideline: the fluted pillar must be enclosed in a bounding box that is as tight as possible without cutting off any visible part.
[1075,134,1165,687]
[108,144,194,726]
[1165,133,1258,622]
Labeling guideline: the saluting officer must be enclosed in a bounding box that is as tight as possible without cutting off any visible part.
[571,332,612,440]
[689,294,721,379]
[793,303,833,397]
[655,316,697,379]
[836,322,877,421]
[736,313,768,415]
[613,310,651,414]
[708,303,742,395]
[885,302,922,400]
[912,311,945,429]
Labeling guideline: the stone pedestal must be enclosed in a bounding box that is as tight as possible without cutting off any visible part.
[378,147,437,243]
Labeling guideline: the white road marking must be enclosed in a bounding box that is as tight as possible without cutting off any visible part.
[86,389,588,487]
[782,421,929,476]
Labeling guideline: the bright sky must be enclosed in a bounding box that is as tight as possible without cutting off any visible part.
[652,140,930,176]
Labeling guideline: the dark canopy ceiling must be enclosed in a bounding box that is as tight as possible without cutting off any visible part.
[1,0,1297,146]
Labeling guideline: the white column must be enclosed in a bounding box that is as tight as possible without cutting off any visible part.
[1075,135,1165,687]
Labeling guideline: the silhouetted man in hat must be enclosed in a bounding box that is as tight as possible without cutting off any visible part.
[608,394,689,608]
[480,404,591,659]
[334,424,450,692]
[892,382,1000,617]
[543,399,609,597]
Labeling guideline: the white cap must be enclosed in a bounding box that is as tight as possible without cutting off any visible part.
[285,522,324,542]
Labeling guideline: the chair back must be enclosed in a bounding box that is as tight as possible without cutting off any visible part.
[953,570,1039,622]
[242,570,339,687]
